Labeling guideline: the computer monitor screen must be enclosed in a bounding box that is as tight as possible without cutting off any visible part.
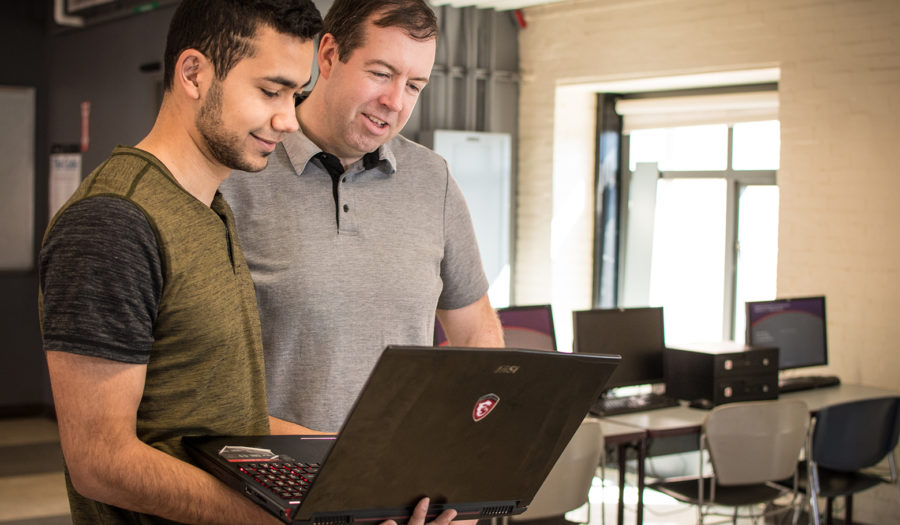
[572,307,665,389]
[746,296,828,370]
[434,318,447,346]
[434,304,557,351]
[496,304,557,351]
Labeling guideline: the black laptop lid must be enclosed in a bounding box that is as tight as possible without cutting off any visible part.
[296,345,619,521]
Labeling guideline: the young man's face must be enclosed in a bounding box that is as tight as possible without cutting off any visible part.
[197,25,314,173]
[318,18,436,166]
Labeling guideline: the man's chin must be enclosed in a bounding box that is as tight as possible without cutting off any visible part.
[232,152,274,173]
[355,137,392,157]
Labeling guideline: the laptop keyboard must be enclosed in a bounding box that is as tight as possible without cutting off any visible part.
[239,461,320,501]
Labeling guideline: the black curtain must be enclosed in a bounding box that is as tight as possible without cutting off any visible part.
[593,93,622,308]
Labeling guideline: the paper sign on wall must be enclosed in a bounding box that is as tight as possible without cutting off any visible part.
[49,152,82,221]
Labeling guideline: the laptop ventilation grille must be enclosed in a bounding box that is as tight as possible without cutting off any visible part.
[313,516,352,525]
[480,505,515,517]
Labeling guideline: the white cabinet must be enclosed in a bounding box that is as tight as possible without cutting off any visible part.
[423,130,511,307]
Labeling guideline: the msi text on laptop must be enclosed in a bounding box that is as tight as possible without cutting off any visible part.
[183,345,620,524]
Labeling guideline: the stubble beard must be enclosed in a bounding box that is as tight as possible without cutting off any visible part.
[196,80,269,173]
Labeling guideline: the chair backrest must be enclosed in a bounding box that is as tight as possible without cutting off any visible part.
[511,418,603,521]
[811,395,900,472]
[704,399,810,486]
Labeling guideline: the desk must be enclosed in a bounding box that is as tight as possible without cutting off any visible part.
[598,384,900,525]
[601,406,706,525]
[780,383,898,412]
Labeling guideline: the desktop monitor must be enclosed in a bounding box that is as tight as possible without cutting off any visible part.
[745,296,828,370]
[495,304,557,351]
[434,304,558,351]
[572,307,666,389]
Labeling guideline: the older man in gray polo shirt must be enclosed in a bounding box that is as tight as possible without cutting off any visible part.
[221,0,503,433]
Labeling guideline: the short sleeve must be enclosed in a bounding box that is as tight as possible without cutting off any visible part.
[39,196,163,364]
[437,173,490,310]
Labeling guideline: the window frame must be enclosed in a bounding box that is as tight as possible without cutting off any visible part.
[620,126,777,340]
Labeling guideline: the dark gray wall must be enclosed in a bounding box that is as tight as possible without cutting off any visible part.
[48,5,175,175]
[0,0,518,414]
[0,1,51,416]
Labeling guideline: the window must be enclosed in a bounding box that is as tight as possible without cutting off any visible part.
[733,120,780,170]
[622,120,779,343]
[629,124,728,172]
[648,177,727,343]
[732,184,779,339]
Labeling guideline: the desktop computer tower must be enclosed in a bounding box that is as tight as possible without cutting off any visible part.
[665,342,779,408]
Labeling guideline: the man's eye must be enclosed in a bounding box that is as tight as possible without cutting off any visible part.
[262,89,278,98]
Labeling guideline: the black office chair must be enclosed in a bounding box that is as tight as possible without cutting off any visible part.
[801,396,900,525]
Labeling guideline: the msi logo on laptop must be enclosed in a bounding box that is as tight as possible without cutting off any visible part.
[473,394,500,422]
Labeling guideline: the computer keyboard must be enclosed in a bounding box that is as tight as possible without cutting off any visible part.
[590,392,680,417]
[238,460,320,501]
[778,375,841,393]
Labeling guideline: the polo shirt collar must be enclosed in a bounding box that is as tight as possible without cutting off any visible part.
[281,129,397,178]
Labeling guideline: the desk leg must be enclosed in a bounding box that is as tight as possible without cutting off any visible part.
[636,439,646,525]
[617,443,627,525]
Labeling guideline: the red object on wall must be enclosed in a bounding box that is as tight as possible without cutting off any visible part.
[80,101,90,152]
[514,9,526,29]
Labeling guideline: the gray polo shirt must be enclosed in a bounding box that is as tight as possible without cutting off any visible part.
[220,131,488,431]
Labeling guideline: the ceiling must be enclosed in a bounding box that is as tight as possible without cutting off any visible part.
[429,0,568,11]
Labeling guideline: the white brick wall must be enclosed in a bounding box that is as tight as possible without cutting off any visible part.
[516,0,900,521]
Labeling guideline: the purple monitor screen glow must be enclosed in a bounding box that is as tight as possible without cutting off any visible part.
[434,304,557,351]
[746,296,828,370]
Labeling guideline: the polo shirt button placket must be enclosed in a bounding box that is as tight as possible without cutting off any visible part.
[337,174,357,234]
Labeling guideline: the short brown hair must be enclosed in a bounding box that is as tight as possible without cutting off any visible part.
[322,0,438,62]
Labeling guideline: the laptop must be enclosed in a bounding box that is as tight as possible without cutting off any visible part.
[183,345,620,524]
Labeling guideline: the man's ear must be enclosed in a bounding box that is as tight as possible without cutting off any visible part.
[316,33,339,80]
[175,49,210,100]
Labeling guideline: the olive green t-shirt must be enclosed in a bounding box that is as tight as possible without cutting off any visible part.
[40,146,270,524]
